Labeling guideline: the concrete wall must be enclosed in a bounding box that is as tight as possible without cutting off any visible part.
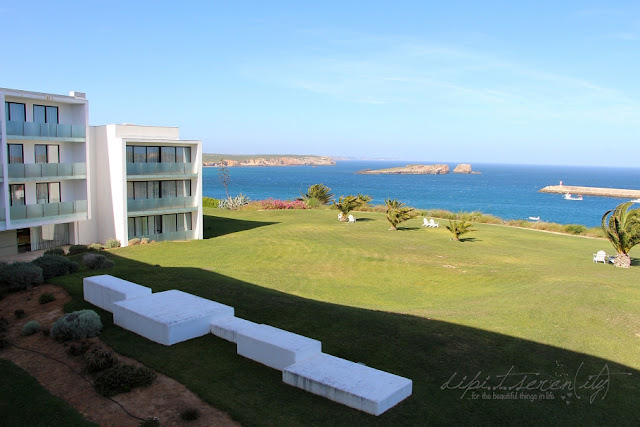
[0,230,17,256]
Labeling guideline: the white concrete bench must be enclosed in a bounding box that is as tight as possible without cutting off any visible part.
[282,353,412,416]
[112,290,234,345]
[236,324,321,370]
[83,274,151,313]
[210,316,259,343]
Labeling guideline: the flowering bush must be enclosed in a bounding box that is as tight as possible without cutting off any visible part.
[259,199,307,210]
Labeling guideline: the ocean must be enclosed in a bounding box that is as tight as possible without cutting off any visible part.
[202,161,640,227]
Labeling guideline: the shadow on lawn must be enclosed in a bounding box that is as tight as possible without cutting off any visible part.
[59,253,640,426]
[203,214,279,239]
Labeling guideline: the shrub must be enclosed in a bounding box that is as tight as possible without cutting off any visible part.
[179,407,201,421]
[83,254,115,270]
[50,310,102,341]
[22,321,41,336]
[84,346,118,373]
[128,238,141,246]
[219,194,251,210]
[140,237,151,245]
[88,243,103,251]
[564,224,587,235]
[0,262,43,291]
[32,255,79,281]
[202,197,220,208]
[38,293,56,304]
[105,238,121,249]
[94,364,157,397]
[67,340,93,357]
[68,244,90,255]
[257,198,308,210]
[14,309,26,319]
[44,247,65,256]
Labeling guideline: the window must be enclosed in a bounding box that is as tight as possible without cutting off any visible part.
[35,144,59,163]
[6,102,26,122]
[161,146,176,163]
[134,181,148,200]
[127,182,134,200]
[33,105,59,124]
[36,183,61,204]
[126,146,134,163]
[176,147,191,163]
[177,180,191,197]
[147,147,160,163]
[133,146,147,163]
[128,215,163,238]
[10,184,25,206]
[177,213,192,232]
[161,180,177,198]
[163,214,177,233]
[8,144,24,164]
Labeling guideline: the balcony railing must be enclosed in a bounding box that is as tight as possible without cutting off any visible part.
[126,162,196,177]
[6,121,86,140]
[10,200,88,222]
[8,163,86,180]
[127,196,197,213]
[132,230,197,243]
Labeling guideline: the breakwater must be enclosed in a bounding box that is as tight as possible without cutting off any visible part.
[539,185,640,199]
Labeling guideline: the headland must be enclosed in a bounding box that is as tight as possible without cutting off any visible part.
[203,154,335,167]
[357,163,479,175]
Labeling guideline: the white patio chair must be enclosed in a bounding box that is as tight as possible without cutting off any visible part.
[338,212,343,221]
[348,214,356,223]
[593,250,606,263]
[422,218,429,227]
[429,219,439,228]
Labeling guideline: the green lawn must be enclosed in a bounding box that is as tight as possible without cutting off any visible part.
[0,359,95,426]
[54,208,640,425]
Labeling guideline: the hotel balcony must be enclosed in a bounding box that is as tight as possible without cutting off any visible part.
[6,121,86,142]
[126,162,197,179]
[8,163,86,182]
[10,200,88,224]
[140,229,197,242]
[127,196,197,216]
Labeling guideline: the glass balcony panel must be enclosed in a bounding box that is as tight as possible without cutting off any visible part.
[59,201,74,216]
[71,125,85,138]
[24,122,40,137]
[8,164,26,179]
[6,121,24,136]
[74,163,86,175]
[58,163,72,176]
[42,163,59,176]
[27,204,43,218]
[43,203,60,217]
[25,163,42,178]
[75,200,88,213]
[41,123,57,137]
[58,124,72,138]
[10,206,27,220]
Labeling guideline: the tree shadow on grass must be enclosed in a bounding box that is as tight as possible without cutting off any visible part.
[58,254,640,426]
[203,214,279,239]
[353,218,375,222]
[459,237,481,243]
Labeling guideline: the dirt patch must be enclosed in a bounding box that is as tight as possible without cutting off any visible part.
[0,284,239,426]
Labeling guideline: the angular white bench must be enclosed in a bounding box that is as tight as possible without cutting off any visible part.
[83,274,151,313]
[112,290,234,345]
[236,324,321,370]
[210,316,259,343]
[283,353,412,416]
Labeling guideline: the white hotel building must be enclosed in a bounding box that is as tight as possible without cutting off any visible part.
[0,88,202,256]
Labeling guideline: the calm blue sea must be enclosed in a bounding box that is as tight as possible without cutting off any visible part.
[202,162,640,227]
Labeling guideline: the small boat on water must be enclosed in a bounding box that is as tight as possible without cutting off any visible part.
[563,193,583,201]
[527,216,540,221]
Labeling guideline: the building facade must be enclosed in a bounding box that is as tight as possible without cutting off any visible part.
[0,88,202,256]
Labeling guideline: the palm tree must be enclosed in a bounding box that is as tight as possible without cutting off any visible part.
[298,184,333,206]
[385,198,416,230]
[356,194,372,209]
[446,220,476,241]
[334,195,360,221]
[601,202,640,268]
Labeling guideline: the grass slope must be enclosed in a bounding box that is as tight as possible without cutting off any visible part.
[0,359,95,426]
[54,209,640,425]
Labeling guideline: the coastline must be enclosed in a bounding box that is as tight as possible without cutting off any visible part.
[539,185,640,199]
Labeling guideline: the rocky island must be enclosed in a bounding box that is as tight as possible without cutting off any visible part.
[358,163,478,175]
[203,154,335,167]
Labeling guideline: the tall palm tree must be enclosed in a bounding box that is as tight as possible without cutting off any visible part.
[445,219,476,241]
[385,198,416,230]
[601,202,640,268]
[298,184,333,206]
[334,195,360,221]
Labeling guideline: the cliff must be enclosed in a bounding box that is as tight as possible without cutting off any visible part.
[453,163,481,174]
[539,185,640,199]
[203,155,335,167]
[357,164,450,175]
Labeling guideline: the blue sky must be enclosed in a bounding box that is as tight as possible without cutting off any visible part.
[2,1,639,166]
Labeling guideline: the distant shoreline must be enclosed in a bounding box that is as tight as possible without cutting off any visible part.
[539,185,640,199]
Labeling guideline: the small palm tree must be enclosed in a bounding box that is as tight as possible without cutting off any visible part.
[601,202,640,268]
[385,198,416,230]
[356,194,372,209]
[334,195,361,221]
[446,219,476,241]
[298,184,333,206]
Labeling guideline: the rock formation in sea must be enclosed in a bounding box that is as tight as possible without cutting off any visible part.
[453,163,480,174]
[357,164,450,175]
[203,156,335,167]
